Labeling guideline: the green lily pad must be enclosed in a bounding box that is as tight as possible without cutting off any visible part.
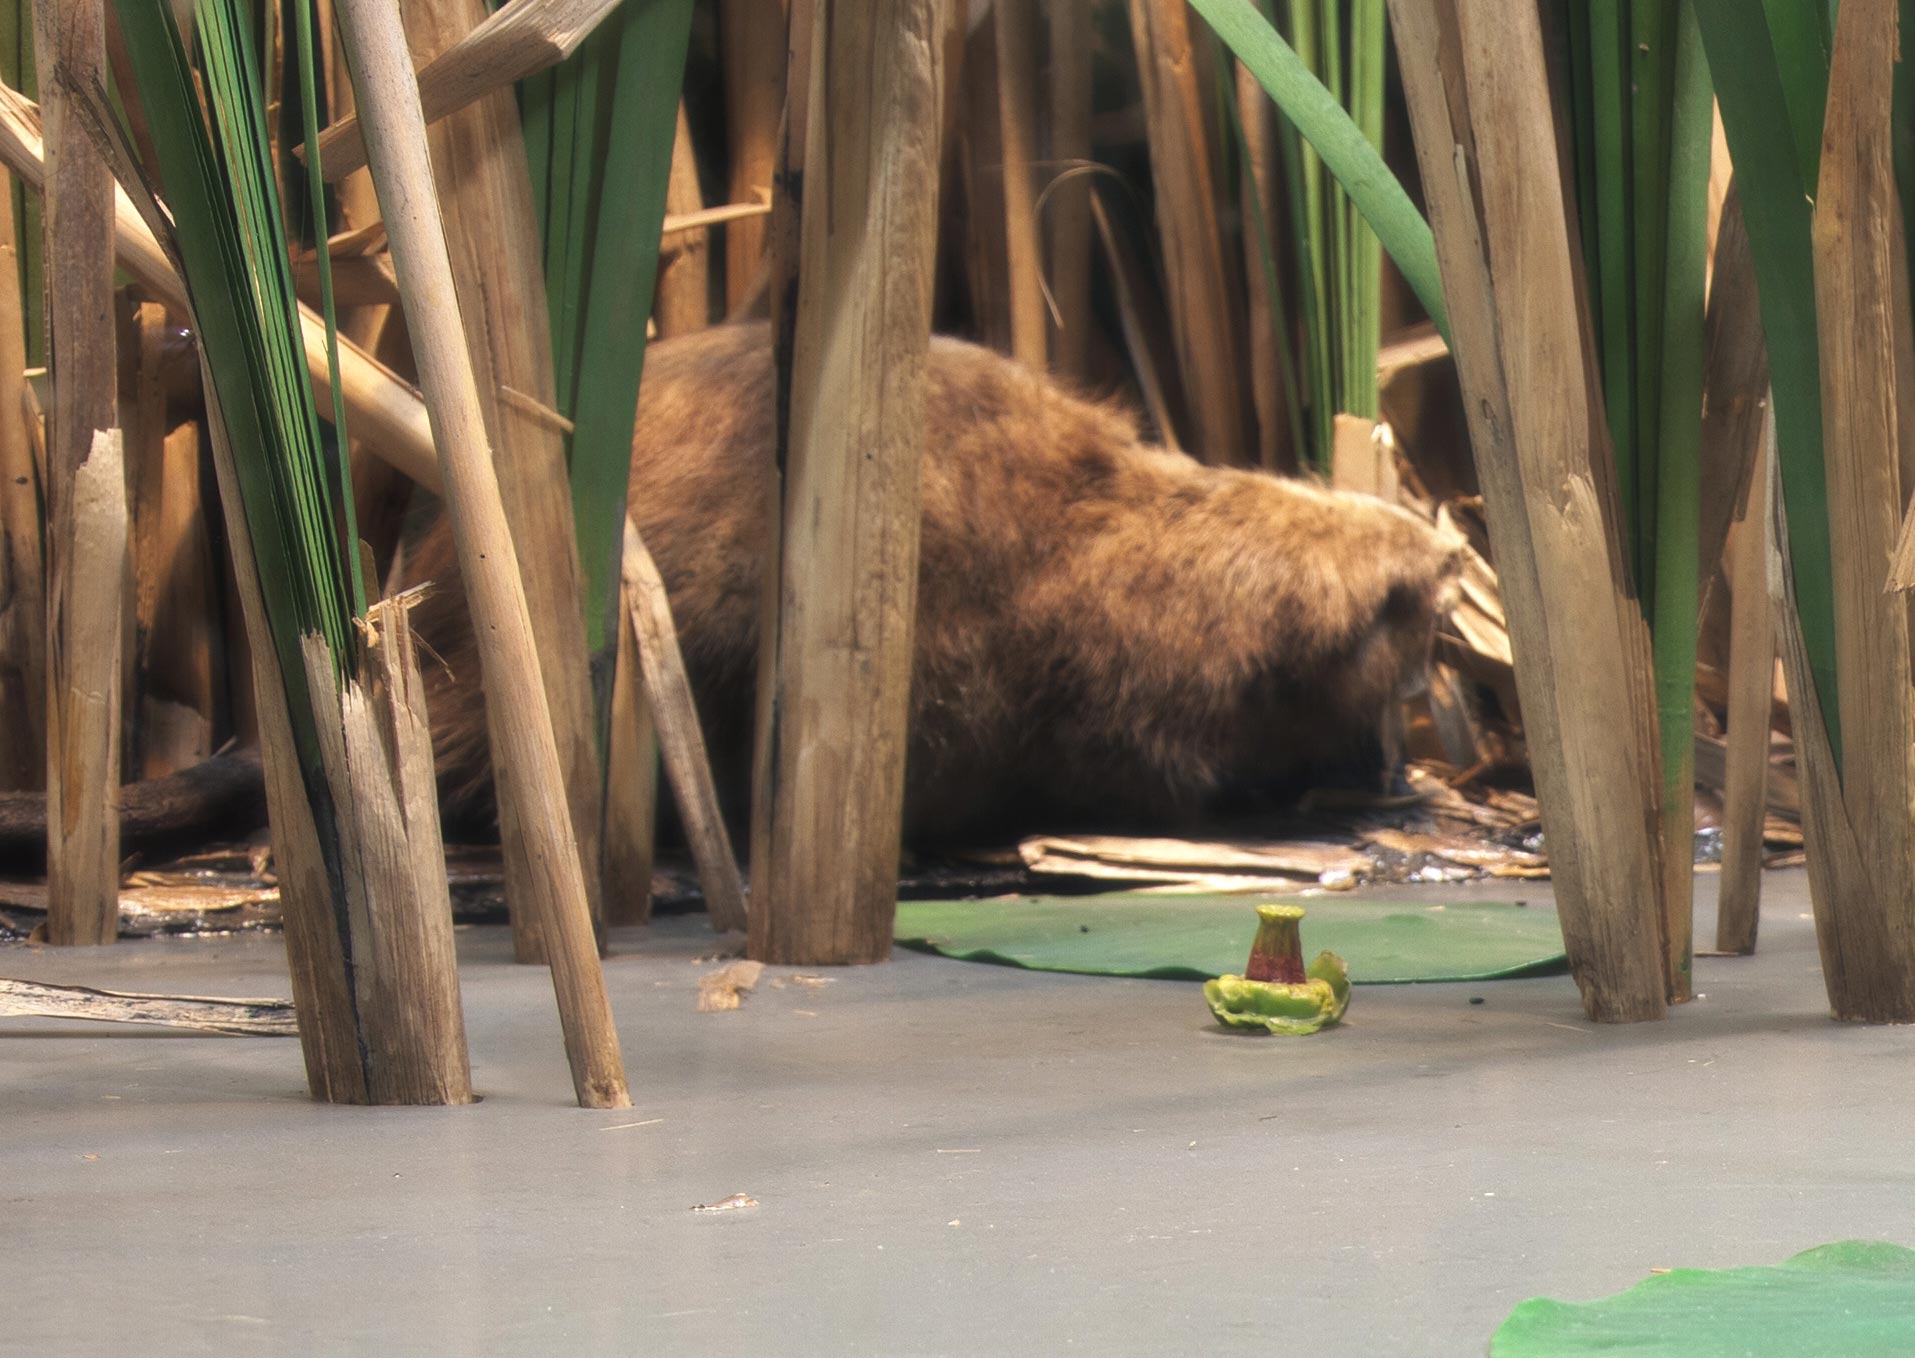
[894,892,1565,984]
[1491,1241,1915,1357]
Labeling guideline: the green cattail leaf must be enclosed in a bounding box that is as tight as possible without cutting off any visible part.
[1189,0,1448,342]
[521,0,694,661]
[112,0,361,775]
[1692,0,1840,763]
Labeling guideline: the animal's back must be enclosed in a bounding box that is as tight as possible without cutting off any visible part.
[409,321,1463,842]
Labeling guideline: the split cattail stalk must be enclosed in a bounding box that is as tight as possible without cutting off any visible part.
[621,519,747,934]
[335,0,629,1104]
[301,599,474,1104]
[750,0,943,965]
[201,375,470,1103]
[1799,0,1915,1022]
[404,0,607,963]
[36,0,122,946]
[1390,0,1670,1021]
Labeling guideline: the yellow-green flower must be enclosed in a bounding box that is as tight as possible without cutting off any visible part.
[1204,903,1350,1035]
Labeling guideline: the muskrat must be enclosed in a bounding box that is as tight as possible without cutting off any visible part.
[0,322,1463,861]
[409,321,1465,844]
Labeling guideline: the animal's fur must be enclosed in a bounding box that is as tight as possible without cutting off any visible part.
[406,321,1465,845]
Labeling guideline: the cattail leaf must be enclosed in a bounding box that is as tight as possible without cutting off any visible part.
[1189,0,1447,341]
[1692,0,1840,760]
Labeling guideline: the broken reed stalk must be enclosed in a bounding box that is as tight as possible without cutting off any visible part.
[718,0,783,311]
[1127,0,1247,464]
[1045,0,1091,377]
[1390,0,1670,1022]
[0,976,298,1036]
[404,0,607,964]
[1796,0,1915,1023]
[653,100,709,337]
[750,0,942,966]
[600,567,658,925]
[203,393,470,1101]
[302,598,473,1103]
[36,0,122,947]
[334,0,628,1103]
[620,519,747,933]
[991,0,1046,369]
[1329,411,1394,502]
[0,165,44,793]
[1696,192,1771,603]
[312,0,622,182]
[1715,407,1774,956]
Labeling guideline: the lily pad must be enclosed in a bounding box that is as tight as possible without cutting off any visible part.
[1491,1241,1915,1357]
[894,892,1565,984]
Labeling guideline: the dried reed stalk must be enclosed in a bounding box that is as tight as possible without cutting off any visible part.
[1127,0,1247,463]
[751,0,942,965]
[0,977,297,1035]
[719,0,784,311]
[336,0,629,1102]
[404,0,606,964]
[1045,0,1091,377]
[36,0,121,946]
[621,519,746,933]
[750,0,807,953]
[599,567,657,925]
[321,13,415,587]
[1237,58,1291,472]
[44,428,124,946]
[653,100,709,337]
[954,20,1013,354]
[1795,0,1915,1022]
[1714,408,1773,955]
[125,304,215,779]
[0,165,44,792]
[992,0,1046,368]
[1390,0,1670,1021]
[0,82,441,492]
[314,0,622,182]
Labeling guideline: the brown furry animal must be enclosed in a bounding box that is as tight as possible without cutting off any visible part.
[406,322,1464,845]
